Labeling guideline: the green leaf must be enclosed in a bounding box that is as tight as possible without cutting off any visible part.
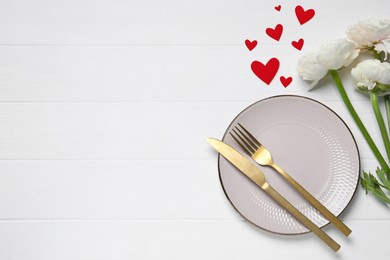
[375,167,390,190]
[361,171,390,204]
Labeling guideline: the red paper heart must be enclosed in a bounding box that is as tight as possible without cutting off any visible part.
[291,38,304,50]
[295,5,315,25]
[266,24,283,41]
[274,5,281,11]
[280,76,292,88]
[245,39,257,51]
[251,58,280,85]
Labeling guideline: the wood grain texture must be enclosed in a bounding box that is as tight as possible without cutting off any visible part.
[0,101,386,160]
[0,0,388,45]
[0,46,375,102]
[0,159,388,220]
[0,220,389,259]
[1,0,390,258]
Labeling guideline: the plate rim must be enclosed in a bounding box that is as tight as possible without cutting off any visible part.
[217,94,361,235]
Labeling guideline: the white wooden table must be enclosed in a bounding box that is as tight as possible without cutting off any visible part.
[0,0,389,259]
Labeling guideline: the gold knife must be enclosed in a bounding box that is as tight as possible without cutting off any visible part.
[207,138,340,252]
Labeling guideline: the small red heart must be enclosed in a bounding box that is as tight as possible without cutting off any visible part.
[274,5,281,11]
[295,5,315,25]
[251,58,280,85]
[291,38,304,50]
[266,24,283,41]
[245,39,257,51]
[280,76,292,88]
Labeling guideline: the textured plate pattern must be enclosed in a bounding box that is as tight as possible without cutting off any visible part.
[218,95,360,234]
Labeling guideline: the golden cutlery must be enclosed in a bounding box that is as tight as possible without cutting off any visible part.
[230,123,352,237]
[207,138,340,251]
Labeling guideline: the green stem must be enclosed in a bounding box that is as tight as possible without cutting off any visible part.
[374,51,390,148]
[370,91,390,160]
[385,95,390,133]
[375,51,390,135]
[329,70,390,172]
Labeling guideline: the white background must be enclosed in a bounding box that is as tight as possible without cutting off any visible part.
[0,0,389,259]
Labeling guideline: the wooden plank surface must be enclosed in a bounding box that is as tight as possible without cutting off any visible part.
[0,159,388,220]
[1,0,390,259]
[0,101,386,160]
[0,46,375,102]
[0,220,388,259]
[0,1,388,45]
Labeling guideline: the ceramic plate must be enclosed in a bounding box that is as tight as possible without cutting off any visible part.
[218,95,360,234]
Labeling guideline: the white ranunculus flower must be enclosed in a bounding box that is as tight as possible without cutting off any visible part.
[296,50,328,87]
[351,59,390,92]
[346,18,390,57]
[297,39,360,87]
[316,39,360,69]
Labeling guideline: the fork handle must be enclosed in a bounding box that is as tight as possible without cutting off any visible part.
[262,183,340,252]
[271,163,352,236]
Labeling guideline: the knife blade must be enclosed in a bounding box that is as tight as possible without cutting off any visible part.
[207,137,340,252]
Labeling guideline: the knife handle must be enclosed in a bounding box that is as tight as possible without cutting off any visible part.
[262,183,340,252]
[271,163,351,236]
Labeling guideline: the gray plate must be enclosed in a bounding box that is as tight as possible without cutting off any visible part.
[218,95,360,234]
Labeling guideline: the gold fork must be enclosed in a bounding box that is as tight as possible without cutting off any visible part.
[230,123,352,236]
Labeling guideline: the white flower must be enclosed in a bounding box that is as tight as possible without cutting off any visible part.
[316,39,359,69]
[351,59,390,92]
[297,39,360,87]
[346,18,390,58]
[296,51,328,88]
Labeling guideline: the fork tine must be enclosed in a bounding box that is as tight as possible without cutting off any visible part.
[231,129,256,154]
[237,123,261,147]
[234,126,259,151]
[229,132,252,156]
